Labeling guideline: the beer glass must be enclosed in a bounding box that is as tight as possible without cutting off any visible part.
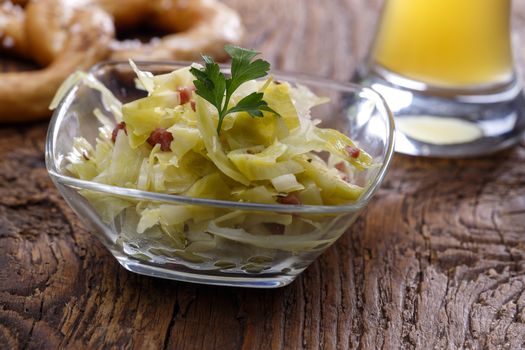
[355,0,525,157]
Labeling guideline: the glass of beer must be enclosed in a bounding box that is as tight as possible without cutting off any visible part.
[355,0,525,157]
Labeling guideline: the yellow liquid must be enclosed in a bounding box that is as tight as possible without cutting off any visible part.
[396,116,483,145]
[372,0,513,87]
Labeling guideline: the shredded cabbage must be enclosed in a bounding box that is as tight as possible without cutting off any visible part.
[57,62,375,274]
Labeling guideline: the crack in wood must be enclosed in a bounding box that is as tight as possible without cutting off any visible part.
[162,300,180,350]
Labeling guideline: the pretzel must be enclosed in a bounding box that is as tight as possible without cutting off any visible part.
[93,0,244,61]
[28,0,244,62]
[0,0,243,121]
[0,0,114,121]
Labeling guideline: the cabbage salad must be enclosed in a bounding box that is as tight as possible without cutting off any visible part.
[60,46,373,272]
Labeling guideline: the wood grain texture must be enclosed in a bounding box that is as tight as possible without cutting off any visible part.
[1,0,525,349]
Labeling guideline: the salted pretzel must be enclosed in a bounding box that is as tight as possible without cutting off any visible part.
[25,0,244,64]
[90,0,244,61]
[0,0,243,121]
[0,0,114,121]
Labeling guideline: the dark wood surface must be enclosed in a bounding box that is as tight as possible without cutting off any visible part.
[1,1,525,349]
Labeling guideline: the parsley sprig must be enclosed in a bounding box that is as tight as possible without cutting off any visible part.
[190,45,280,135]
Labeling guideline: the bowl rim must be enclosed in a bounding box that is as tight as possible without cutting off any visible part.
[45,60,395,214]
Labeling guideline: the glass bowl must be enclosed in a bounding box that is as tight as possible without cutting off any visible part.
[45,61,395,288]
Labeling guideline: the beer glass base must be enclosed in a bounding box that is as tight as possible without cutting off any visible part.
[354,70,525,158]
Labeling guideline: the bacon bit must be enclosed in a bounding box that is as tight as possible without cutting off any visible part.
[346,146,360,158]
[111,122,127,143]
[265,223,285,235]
[278,193,302,205]
[147,128,173,151]
[177,86,195,105]
[335,161,346,172]
[190,101,196,112]
[335,161,349,181]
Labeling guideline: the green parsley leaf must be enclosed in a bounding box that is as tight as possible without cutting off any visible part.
[190,45,280,135]
[227,92,279,118]
[224,45,270,93]
[190,56,226,111]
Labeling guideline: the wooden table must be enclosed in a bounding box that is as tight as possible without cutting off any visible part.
[1,1,525,349]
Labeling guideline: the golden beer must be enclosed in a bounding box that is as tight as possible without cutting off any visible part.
[371,0,513,88]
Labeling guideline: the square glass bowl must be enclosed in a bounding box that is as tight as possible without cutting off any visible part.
[45,61,395,288]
